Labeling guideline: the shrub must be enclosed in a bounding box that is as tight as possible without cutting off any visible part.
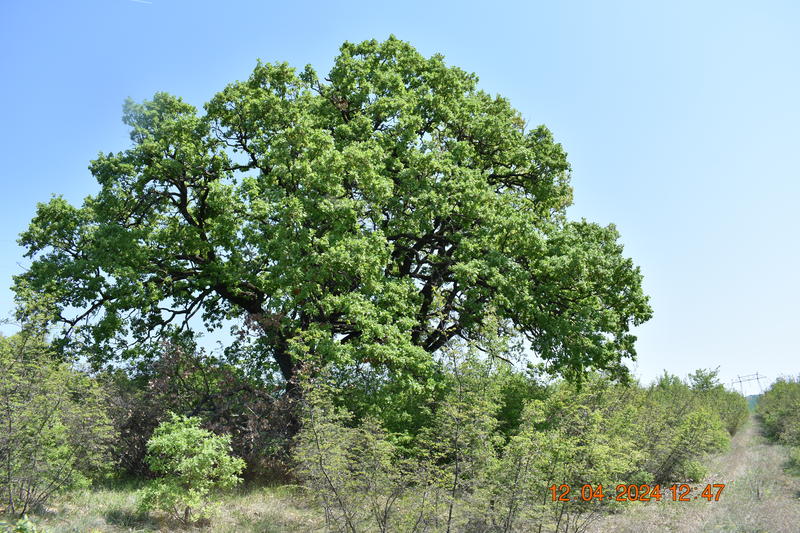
[137,413,245,524]
[294,350,504,533]
[757,377,800,445]
[0,327,112,516]
[708,388,749,436]
[511,378,644,532]
[105,337,295,480]
[295,395,408,533]
[0,516,43,533]
[637,373,732,483]
[689,368,749,435]
[295,361,746,532]
[681,460,708,482]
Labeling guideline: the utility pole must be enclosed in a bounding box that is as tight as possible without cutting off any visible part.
[730,373,766,396]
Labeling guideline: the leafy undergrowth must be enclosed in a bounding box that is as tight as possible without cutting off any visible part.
[16,480,322,533]
[586,416,800,533]
[11,418,798,533]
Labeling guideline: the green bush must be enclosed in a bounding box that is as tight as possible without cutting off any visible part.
[757,377,800,445]
[297,362,652,533]
[137,413,245,524]
[295,350,506,533]
[295,394,408,532]
[688,368,749,435]
[681,460,708,483]
[637,372,732,483]
[0,327,112,516]
[0,516,42,533]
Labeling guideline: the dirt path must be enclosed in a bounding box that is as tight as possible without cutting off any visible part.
[586,416,800,532]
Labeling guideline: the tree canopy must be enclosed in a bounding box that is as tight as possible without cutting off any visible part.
[15,36,651,393]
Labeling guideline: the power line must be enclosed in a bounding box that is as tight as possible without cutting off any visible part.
[730,373,766,395]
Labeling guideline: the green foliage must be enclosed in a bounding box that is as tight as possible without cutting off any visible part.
[688,367,749,435]
[681,460,708,483]
[636,372,734,483]
[757,376,800,445]
[104,336,295,479]
[137,413,245,524]
[688,367,721,391]
[0,325,112,516]
[416,349,504,532]
[295,364,749,532]
[709,389,749,436]
[15,37,651,407]
[295,392,408,532]
[0,516,42,533]
[788,447,800,473]
[470,378,645,532]
[668,410,727,478]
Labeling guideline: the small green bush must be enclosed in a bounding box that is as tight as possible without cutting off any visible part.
[681,460,708,482]
[0,515,42,533]
[137,413,245,524]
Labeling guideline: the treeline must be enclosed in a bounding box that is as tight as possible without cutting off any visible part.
[295,351,748,532]
[757,376,800,470]
[1,325,749,532]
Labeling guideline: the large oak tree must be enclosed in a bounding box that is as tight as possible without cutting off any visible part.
[15,37,651,397]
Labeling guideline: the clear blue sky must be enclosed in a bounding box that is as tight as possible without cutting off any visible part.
[1,0,797,395]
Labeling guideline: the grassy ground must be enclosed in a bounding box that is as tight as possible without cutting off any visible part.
[586,415,800,533]
[13,481,323,533]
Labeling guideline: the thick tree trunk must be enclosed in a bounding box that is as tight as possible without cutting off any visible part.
[263,325,303,437]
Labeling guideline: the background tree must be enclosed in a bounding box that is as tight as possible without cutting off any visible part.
[14,37,651,413]
[688,367,748,435]
[104,335,296,479]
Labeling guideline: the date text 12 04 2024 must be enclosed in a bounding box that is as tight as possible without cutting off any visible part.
[549,484,725,502]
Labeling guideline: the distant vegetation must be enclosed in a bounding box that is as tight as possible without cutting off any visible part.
[746,394,760,411]
[757,377,800,471]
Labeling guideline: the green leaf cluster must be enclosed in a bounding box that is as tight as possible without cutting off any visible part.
[137,413,245,524]
[0,515,43,533]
